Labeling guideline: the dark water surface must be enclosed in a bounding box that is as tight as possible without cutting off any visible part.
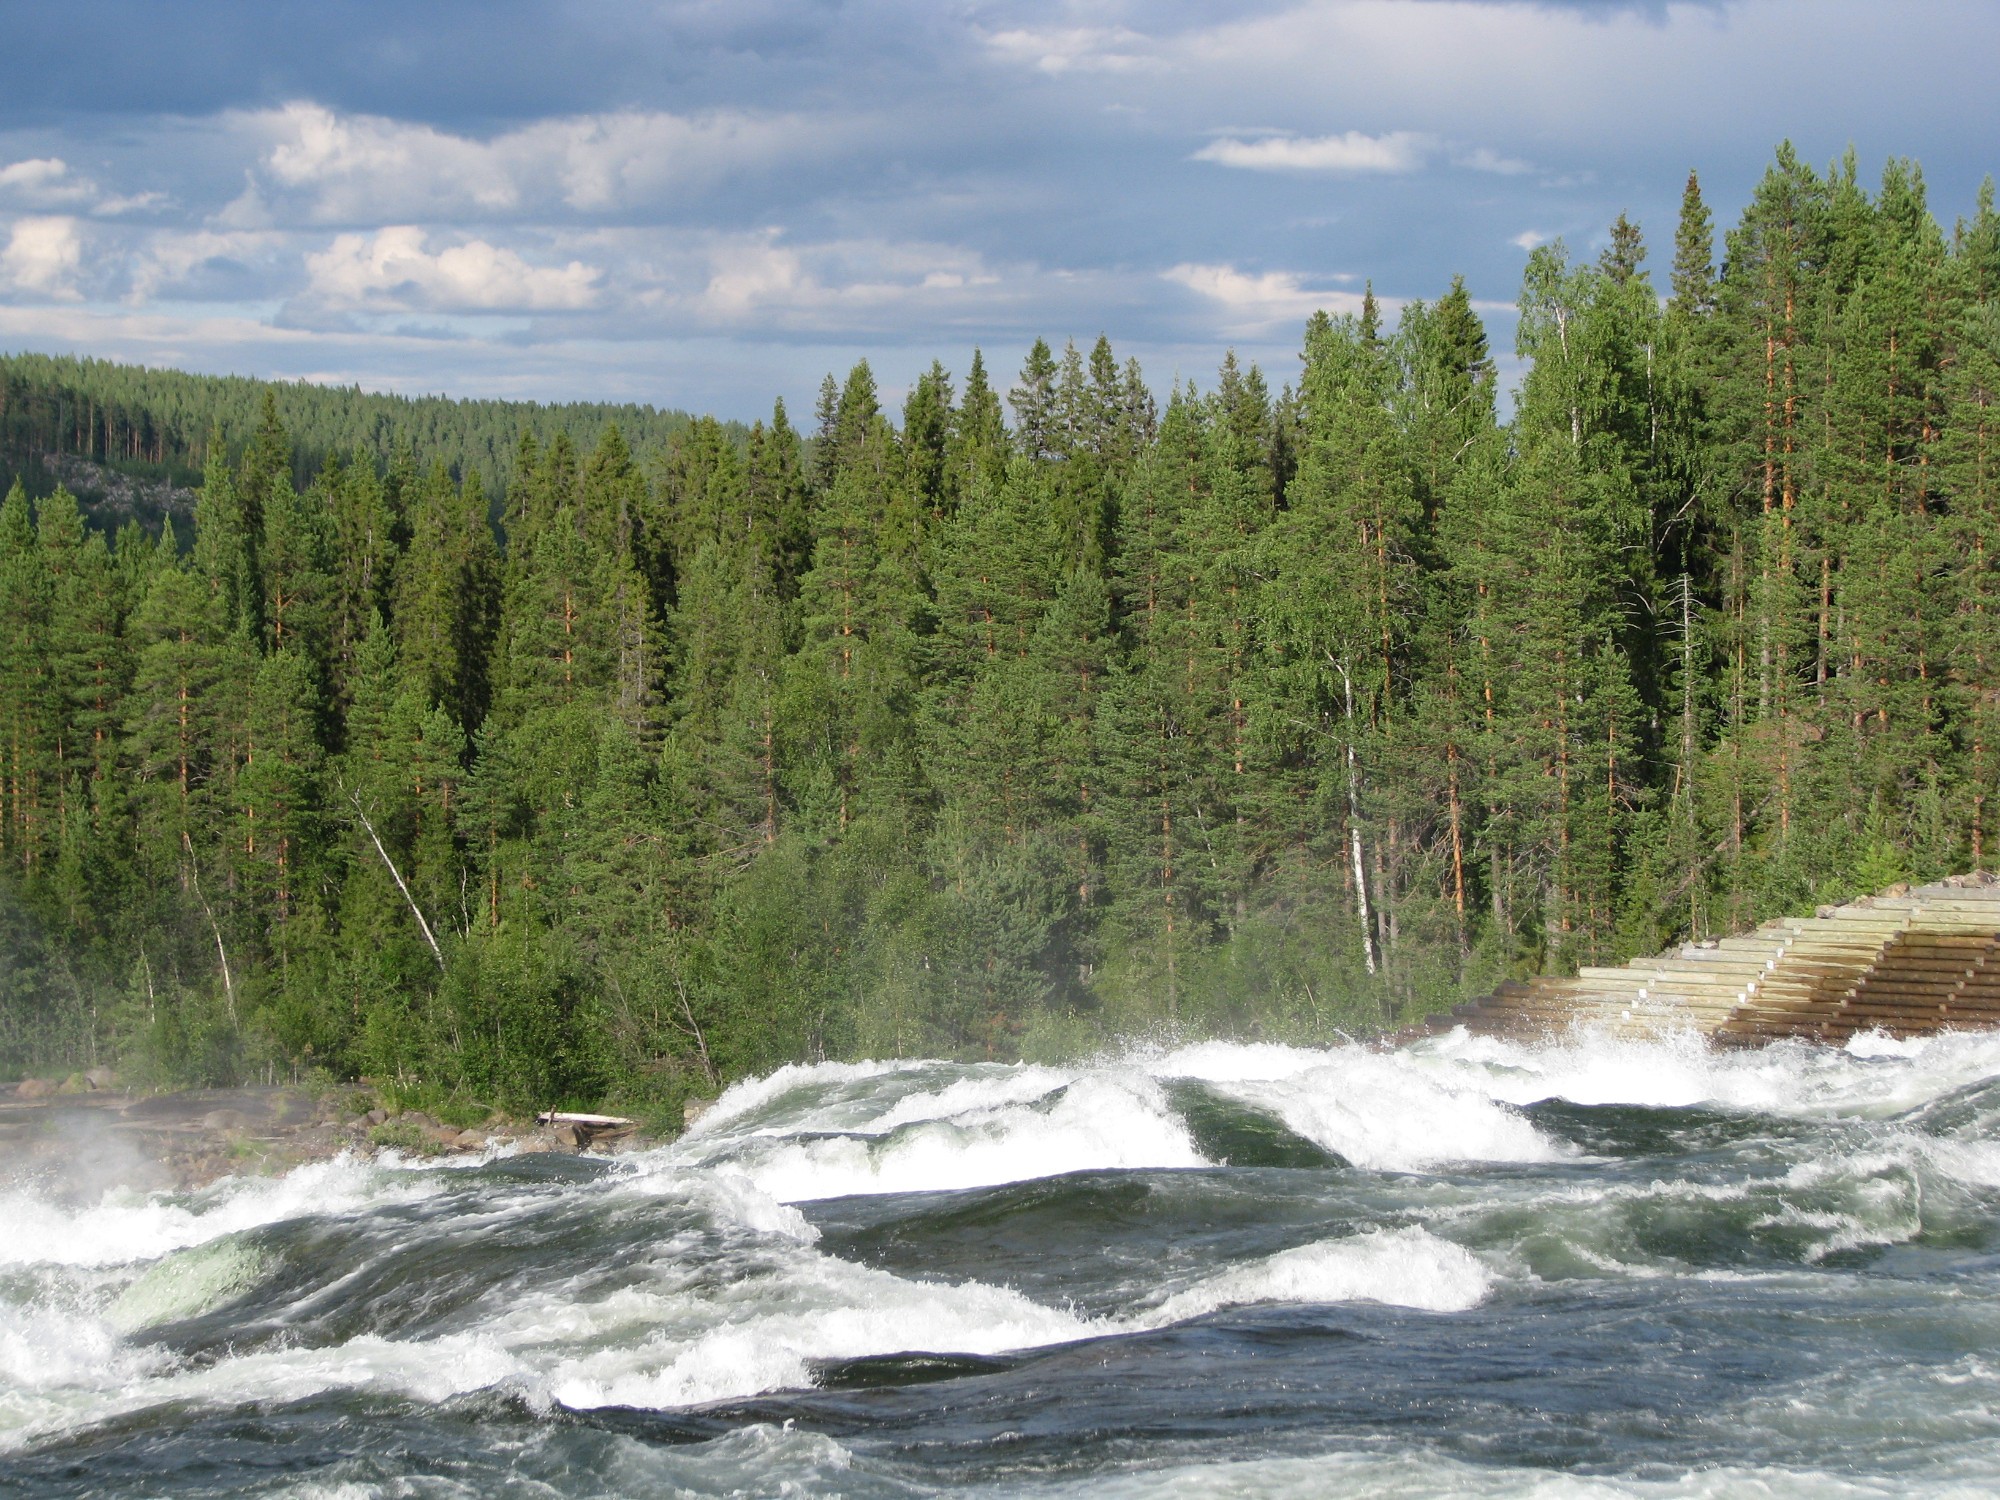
[8,1031,2000,1497]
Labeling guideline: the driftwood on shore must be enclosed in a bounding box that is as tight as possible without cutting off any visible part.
[538,1110,638,1151]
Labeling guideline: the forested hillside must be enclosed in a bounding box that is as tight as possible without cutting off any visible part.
[1,146,1995,1115]
[0,352,711,503]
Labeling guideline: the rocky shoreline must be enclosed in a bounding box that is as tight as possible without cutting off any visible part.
[0,1082,647,1197]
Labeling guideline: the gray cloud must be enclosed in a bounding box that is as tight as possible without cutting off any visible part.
[0,1,1995,418]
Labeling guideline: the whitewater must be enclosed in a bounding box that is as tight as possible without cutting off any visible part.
[9,1029,2000,1496]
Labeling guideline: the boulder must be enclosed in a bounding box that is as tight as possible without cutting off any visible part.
[364,1108,388,1126]
[15,1077,55,1100]
[84,1067,115,1091]
[455,1129,486,1149]
[203,1108,252,1132]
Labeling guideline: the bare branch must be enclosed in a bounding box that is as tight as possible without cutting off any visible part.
[344,781,446,971]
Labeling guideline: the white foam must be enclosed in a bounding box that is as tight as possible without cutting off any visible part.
[1416,1024,2000,1120]
[548,1252,1091,1410]
[1145,1227,1494,1322]
[1154,1026,2000,1137]
[674,1071,1206,1202]
[868,1066,1076,1130]
[683,1057,932,1137]
[0,1303,164,1393]
[0,1154,439,1269]
[1157,1042,1564,1170]
[1920,1136,2000,1189]
[619,1164,820,1243]
[657,1031,2000,1202]
[11,1028,2000,1460]
[1022,1447,1984,1499]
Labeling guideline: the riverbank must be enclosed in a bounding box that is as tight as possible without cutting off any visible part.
[0,1082,648,1195]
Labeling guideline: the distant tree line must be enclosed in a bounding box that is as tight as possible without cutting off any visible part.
[1,145,1996,1113]
[0,351,715,498]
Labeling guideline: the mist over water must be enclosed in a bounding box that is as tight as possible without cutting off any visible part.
[8,1030,2000,1496]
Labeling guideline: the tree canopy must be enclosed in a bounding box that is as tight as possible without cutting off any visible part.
[3,148,1997,1117]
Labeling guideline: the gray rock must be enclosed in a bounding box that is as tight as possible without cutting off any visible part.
[364,1108,388,1126]
[202,1108,252,1131]
[15,1078,54,1100]
[84,1067,115,1091]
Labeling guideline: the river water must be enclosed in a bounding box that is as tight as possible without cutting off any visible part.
[8,1028,2000,1496]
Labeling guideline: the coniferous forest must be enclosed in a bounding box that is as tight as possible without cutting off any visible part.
[2,148,1997,1116]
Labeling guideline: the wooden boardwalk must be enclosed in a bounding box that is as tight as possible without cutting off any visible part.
[1417,874,2000,1046]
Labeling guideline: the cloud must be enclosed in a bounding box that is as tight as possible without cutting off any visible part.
[92,191,169,217]
[263,104,519,213]
[1194,131,1433,173]
[1164,261,1371,334]
[128,228,283,303]
[685,231,1006,333]
[982,26,1163,75]
[303,226,602,311]
[0,159,69,192]
[1511,229,1549,250]
[1,217,83,297]
[1453,145,1534,175]
[2,0,1991,422]
[0,157,97,207]
[245,101,829,224]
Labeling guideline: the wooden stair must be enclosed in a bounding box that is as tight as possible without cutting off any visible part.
[1415,874,2000,1047]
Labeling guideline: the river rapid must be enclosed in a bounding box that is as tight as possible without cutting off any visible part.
[8,1028,2000,1497]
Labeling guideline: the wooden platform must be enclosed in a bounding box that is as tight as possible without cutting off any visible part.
[1416,873,2000,1046]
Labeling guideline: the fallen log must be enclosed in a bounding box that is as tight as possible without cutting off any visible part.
[537,1110,638,1152]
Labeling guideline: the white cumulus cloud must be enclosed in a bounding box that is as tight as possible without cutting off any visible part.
[1454,145,1534,176]
[671,231,1008,335]
[0,158,98,208]
[1164,261,1373,335]
[982,26,1163,75]
[304,226,601,311]
[245,101,827,224]
[128,228,284,303]
[1,217,84,298]
[1194,130,1433,174]
[0,159,71,192]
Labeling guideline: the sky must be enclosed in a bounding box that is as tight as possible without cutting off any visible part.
[0,0,1996,422]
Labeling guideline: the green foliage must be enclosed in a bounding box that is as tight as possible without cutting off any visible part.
[6,145,2000,1103]
[368,1118,442,1155]
[0,351,720,503]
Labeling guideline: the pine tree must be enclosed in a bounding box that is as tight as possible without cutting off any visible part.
[396,463,499,734]
[235,647,325,944]
[950,349,1010,502]
[325,455,398,711]
[37,486,126,933]
[261,468,333,670]
[903,362,955,520]
[0,484,50,876]
[746,399,811,595]
[1010,339,1059,462]
[1671,171,1718,316]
